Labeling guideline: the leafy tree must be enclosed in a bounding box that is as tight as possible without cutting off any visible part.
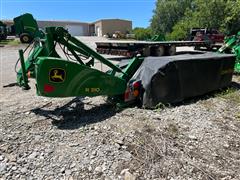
[165,20,189,40]
[190,0,226,29]
[222,0,240,34]
[166,6,200,40]
[151,0,193,34]
[133,27,152,40]
[151,0,240,40]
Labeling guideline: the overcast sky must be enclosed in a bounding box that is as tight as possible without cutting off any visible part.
[1,0,156,28]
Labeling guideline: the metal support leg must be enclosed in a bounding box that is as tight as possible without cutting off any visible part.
[18,49,30,90]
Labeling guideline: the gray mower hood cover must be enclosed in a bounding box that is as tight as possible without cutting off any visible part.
[131,52,236,108]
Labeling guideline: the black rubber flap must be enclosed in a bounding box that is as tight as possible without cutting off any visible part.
[132,52,236,108]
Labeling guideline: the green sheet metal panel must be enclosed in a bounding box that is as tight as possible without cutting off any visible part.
[35,57,127,97]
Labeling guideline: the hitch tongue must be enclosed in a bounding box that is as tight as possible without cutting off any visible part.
[18,49,30,90]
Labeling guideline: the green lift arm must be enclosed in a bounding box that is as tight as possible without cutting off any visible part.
[17,27,144,99]
[150,34,165,41]
[218,32,240,73]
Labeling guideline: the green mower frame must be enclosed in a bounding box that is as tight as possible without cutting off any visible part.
[17,27,144,105]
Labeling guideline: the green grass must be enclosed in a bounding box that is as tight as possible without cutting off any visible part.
[216,88,240,105]
[0,39,20,46]
[235,112,240,120]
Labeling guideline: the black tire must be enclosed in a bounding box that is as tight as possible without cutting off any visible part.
[194,46,200,50]
[3,35,7,40]
[165,45,176,56]
[20,33,32,43]
[206,45,213,51]
[150,46,165,56]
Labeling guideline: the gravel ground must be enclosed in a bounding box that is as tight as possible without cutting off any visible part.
[0,38,240,180]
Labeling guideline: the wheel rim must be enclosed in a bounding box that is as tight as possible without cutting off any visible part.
[22,36,29,42]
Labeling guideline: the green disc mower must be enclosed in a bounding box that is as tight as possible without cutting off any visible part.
[16,26,144,106]
[15,19,236,108]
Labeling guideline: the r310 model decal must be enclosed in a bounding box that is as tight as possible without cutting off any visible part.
[85,88,101,93]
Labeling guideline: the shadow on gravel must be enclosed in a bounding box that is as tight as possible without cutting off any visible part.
[31,97,118,130]
[231,81,240,89]
[30,81,240,128]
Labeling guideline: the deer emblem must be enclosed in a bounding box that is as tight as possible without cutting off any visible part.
[50,69,64,82]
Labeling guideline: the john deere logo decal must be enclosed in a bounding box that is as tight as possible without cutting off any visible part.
[49,68,66,83]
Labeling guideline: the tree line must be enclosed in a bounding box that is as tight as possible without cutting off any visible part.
[133,0,240,40]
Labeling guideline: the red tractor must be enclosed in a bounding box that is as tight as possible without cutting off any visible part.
[190,28,224,43]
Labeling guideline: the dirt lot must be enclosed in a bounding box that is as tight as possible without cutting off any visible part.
[0,38,240,180]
